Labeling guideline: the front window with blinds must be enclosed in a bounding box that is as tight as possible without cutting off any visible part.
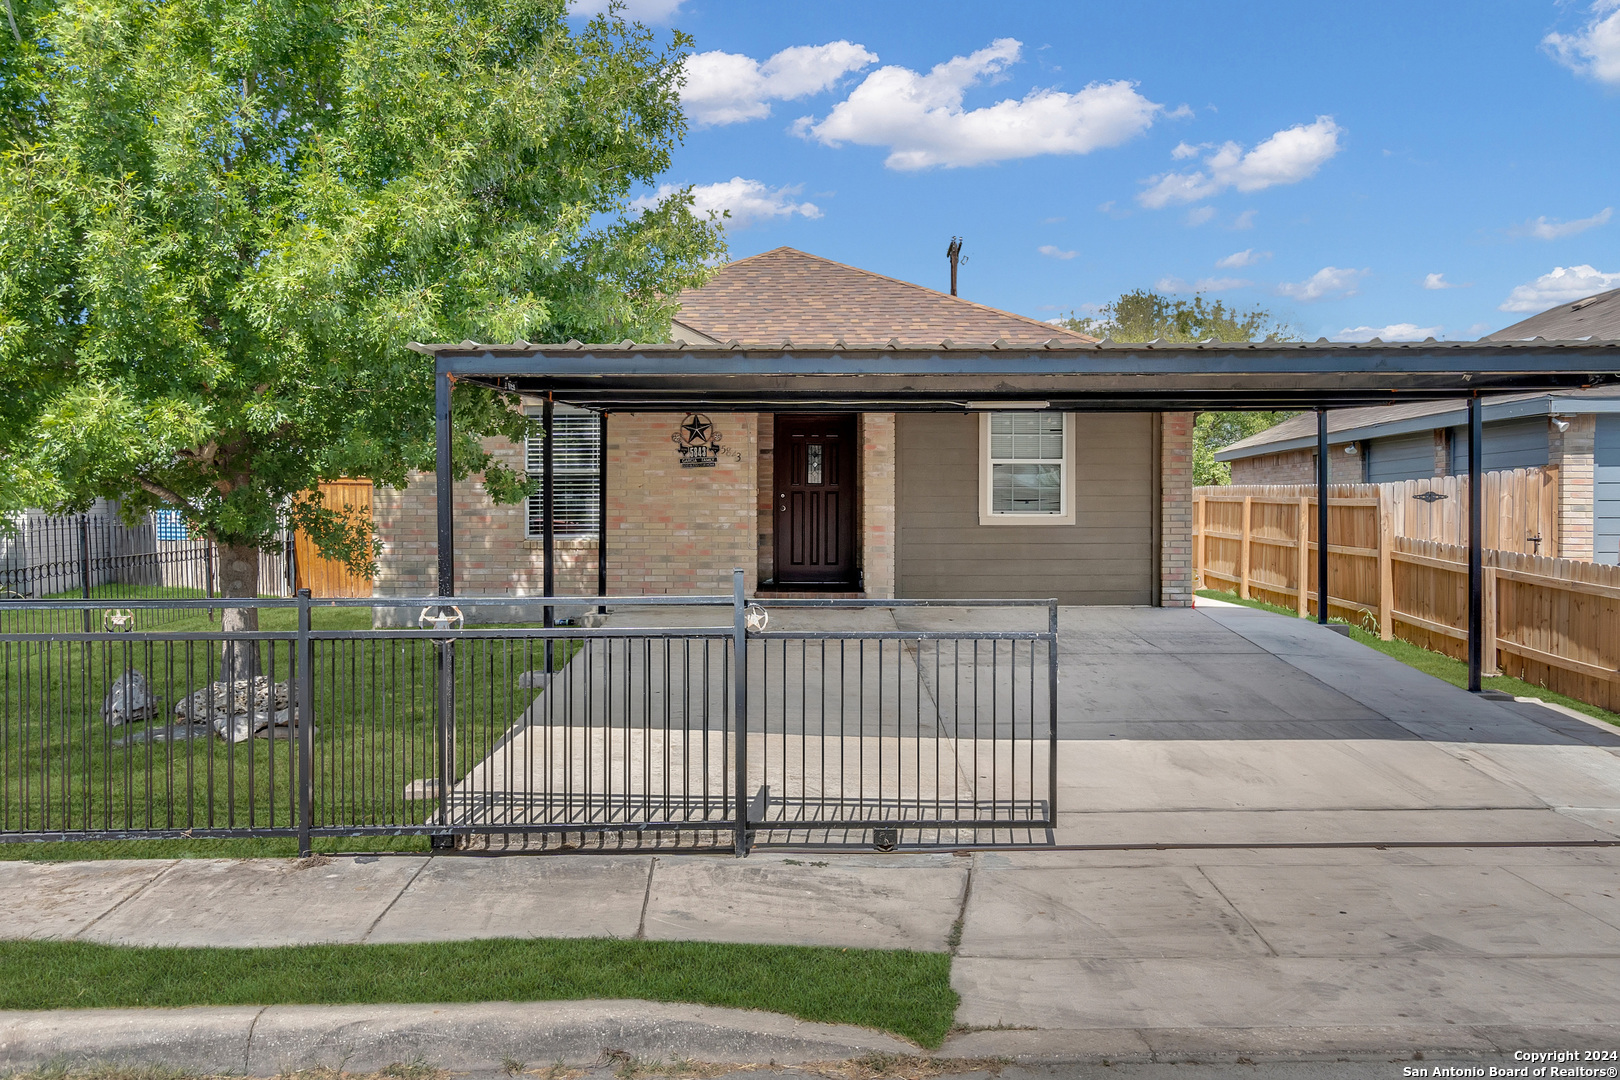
[526,407,602,538]
[980,412,1074,524]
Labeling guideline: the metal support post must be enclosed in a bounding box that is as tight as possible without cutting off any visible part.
[433,365,457,851]
[1047,598,1059,822]
[78,516,91,632]
[597,411,608,614]
[435,367,455,600]
[1468,393,1484,691]
[296,588,313,858]
[1316,408,1329,624]
[542,396,555,670]
[732,568,749,856]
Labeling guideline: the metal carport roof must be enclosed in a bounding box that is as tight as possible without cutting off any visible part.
[409,338,1620,412]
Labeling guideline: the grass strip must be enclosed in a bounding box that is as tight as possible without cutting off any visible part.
[0,937,959,1049]
[1197,588,1620,728]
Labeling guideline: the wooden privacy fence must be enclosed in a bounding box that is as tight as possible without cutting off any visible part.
[1197,467,1560,558]
[294,479,375,598]
[1194,480,1620,712]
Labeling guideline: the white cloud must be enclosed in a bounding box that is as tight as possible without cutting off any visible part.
[798,39,1162,170]
[1138,116,1343,208]
[1422,272,1467,290]
[1216,249,1270,269]
[633,177,823,228]
[1232,209,1257,230]
[1171,140,1209,160]
[1276,266,1366,302]
[1156,275,1252,294]
[1185,206,1216,227]
[1038,245,1077,260]
[1517,207,1613,240]
[1338,323,1442,342]
[1544,1,1620,85]
[569,0,685,21]
[681,42,878,127]
[1499,264,1620,312]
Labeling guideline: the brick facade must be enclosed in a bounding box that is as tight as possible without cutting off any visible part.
[372,436,598,599]
[1228,444,1367,486]
[859,413,897,599]
[1160,411,1195,607]
[1551,413,1595,561]
[608,412,758,595]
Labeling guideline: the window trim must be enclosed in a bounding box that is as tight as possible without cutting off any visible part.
[978,411,1076,526]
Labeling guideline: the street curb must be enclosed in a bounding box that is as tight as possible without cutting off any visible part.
[0,1002,917,1074]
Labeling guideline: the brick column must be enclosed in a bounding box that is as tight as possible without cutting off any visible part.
[1160,411,1195,607]
[1550,414,1595,560]
[859,413,897,599]
[1433,428,1450,477]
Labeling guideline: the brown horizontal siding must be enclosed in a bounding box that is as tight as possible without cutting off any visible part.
[896,412,1154,604]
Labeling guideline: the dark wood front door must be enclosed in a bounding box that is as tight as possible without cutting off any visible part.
[774,414,858,585]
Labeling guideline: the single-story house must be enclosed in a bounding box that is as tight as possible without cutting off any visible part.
[373,247,1196,607]
[1214,286,1620,563]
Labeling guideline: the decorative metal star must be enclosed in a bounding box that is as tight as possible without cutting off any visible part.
[681,415,713,445]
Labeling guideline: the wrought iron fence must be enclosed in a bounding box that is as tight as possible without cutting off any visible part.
[0,574,1058,855]
[0,513,295,632]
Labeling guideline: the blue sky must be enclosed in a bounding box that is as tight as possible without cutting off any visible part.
[576,0,1620,341]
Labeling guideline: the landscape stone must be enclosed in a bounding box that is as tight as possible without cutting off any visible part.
[102,669,159,726]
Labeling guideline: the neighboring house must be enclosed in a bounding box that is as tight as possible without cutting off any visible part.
[1214,286,1620,562]
[372,246,1200,607]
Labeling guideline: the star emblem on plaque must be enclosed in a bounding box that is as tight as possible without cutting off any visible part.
[672,413,741,468]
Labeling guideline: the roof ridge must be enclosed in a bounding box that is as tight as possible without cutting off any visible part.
[702,247,1096,342]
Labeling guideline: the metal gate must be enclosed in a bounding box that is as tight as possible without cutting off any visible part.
[0,573,1056,854]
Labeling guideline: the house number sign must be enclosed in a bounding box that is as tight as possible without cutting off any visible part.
[672,413,742,468]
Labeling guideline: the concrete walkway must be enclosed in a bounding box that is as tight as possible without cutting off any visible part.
[3,602,1620,1069]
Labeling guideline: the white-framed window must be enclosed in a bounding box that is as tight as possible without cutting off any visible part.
[978,411,1075,526]
[526,405,602,539]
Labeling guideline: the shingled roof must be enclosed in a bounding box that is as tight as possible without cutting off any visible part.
[1488,286,1620,341]
[671,247,1095,347]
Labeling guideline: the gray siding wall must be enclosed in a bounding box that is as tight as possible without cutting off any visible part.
[1598,415,1620,565]
[1365,431,1438,483]
[1448,417,1549,474]
[896,412,1154,604]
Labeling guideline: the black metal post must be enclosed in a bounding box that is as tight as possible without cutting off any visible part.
[542,396,555,635]
[433,365,456,851]
[1316,408,1329,624]
[597,411,608,615]
[732,568,749,856]
[1468,393,1484,691]
[78,515,91,632]
[295,588,313,858]
[435,367,455,599]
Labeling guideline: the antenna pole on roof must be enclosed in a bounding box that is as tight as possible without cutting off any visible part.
[947,237,964,296]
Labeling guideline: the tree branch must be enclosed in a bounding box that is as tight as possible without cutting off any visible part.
[136,477,189,507]
[3,0,21,44]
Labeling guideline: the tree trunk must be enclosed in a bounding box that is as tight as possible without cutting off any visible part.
[217,541,261,701]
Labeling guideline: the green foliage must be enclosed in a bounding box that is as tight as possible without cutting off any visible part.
[1063,290,1299,485]
[0,0,723,576]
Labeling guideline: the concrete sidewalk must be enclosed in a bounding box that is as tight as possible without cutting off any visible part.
[5,842,1620,1066]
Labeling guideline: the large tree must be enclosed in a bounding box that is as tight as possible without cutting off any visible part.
[0,0,723,643]
[1063,291,1299,485]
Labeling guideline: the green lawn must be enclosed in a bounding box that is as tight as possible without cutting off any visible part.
[1,600,582,854]
[0,936,959,1049]
[1197,588,1620,728]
